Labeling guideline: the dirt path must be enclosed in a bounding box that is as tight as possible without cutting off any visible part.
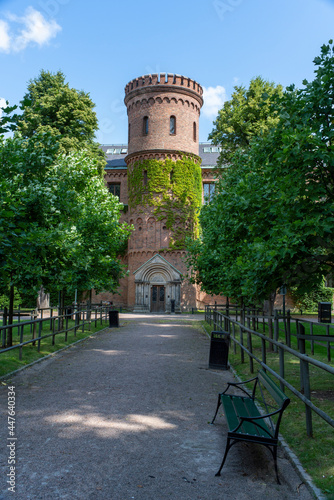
[0,315,315,499]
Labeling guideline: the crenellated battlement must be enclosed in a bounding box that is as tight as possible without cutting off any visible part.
[124,73,203,105]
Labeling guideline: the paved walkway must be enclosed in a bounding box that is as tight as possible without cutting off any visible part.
[0,314,315,499]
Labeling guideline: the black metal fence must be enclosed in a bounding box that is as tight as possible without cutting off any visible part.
[205,305,334,437]
[0,304,112,361]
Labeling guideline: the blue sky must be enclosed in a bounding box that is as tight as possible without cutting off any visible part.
[0,0,334,144]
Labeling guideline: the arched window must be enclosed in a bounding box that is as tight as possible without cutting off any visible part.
[143,116,149,135]
[170,116,176,135]
[193,122,197,142]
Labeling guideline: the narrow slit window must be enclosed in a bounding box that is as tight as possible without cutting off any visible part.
[143,170,148,186]
[170,116,176,135]
[143,116,149,135]
[193,122,197,142]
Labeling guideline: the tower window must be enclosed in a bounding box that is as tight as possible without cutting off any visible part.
[170,116,176,135]
[108,183,121,199]
[143,170,148,186]
[143,116,149,135]
[193,122,197,142]
[128,123,131,142]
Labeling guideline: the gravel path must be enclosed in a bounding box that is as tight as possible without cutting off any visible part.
[0,315,315,499]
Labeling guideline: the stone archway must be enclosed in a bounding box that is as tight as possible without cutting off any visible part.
[133,254,182,313]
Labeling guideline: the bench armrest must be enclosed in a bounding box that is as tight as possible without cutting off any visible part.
[239,407,283,422]
[222,376,258,399]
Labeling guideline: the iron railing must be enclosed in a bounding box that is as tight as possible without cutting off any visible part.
[205,305,334,437]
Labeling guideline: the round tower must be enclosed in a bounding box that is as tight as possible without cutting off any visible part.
[124,73,203,313]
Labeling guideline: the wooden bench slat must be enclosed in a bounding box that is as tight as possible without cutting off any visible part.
[222,395,272,437]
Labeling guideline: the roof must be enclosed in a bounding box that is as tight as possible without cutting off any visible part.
[198,143,221,167]
[101,142,220,170]
[106,159,127,169]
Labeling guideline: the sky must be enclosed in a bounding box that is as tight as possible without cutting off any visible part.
[0,0,334,145]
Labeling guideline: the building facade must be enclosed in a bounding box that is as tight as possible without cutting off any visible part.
[96,73,224,312]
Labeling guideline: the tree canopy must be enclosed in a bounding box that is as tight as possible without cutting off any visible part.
[0,132,131,345]
[187,41,334,305]
[16,70,106,173]
[208,76,283,167]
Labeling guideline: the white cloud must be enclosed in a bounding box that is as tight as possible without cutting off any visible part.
[0,97,7,118]
[202,85,227,118]
[0,20,11,52]
[0,7,61,53]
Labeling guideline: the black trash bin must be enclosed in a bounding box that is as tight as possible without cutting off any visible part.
[109,310,119,327]
[209,330,230,370]
[318,302,332,323]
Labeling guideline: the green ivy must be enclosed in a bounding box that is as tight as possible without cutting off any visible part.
[127,155,202,249]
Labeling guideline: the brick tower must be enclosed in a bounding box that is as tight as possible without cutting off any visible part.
[124,73,203,313]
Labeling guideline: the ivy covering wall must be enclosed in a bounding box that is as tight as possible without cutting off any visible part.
[127,155,202,249]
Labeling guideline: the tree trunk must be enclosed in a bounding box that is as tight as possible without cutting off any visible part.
[59,289,65,330]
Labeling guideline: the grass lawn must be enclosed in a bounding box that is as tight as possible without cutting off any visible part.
[0,315,110,378]
[201,319,334,499]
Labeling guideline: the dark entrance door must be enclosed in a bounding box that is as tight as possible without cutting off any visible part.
[151,285,165,313]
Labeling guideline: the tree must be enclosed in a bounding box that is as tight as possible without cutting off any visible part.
[0,132,59,345]
[0,133,131,346]
[16,70,106,174]
[208,76,283,166]
[187,41,334,306]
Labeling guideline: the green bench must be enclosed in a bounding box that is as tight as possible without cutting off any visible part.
[211,369,290,483]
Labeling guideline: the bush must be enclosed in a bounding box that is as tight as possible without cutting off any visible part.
[0,287,21,309]
[290,280,334,312]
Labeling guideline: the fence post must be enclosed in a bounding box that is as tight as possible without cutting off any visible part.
[52,317,56,345]
[261,337,266,370]
[309,322,314,355]
[32,310,37,346]
[240,301,245,364]
[273,310,279,353]
[286,310,291,347]
[65,314,69,341]
[297,322,313,436]
[1,307,7,347]
[268,300,273,352]
[19,324,25,360]
[225,298,229,332]
[247,331,254,373]
[37,321,42,352]
[326,324,331,362]
[279,346,285,393]
[3,306,7,327]
[298,324,306,393]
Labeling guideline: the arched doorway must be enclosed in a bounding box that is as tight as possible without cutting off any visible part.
[151,284,165,313]
[133,254,181,313]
